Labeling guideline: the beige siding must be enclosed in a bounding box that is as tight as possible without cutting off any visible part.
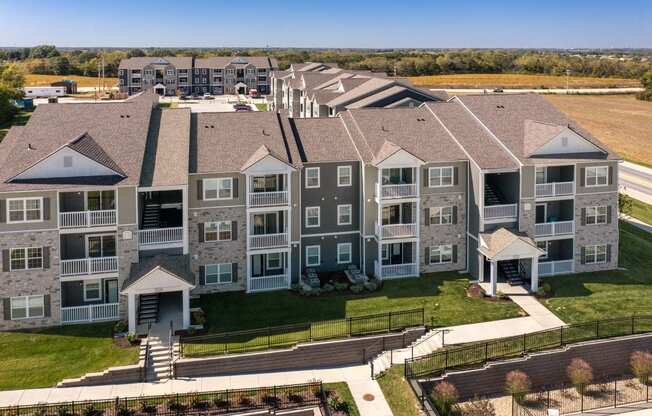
[0,191,58,232]
[117,187,137,225]
[576,161,619,194]
[521,166,535,199]
[189,173,246,209]
[421,161,467,196]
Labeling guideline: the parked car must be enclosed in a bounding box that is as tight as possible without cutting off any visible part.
[235,107,252,112]
[493,87,504,93]
[233,103,251,111]
[249,89,259,98]
[179,95,189,101]
[203,93,214,100]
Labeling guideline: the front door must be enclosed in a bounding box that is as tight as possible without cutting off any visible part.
[535,204,547,223]
[105,280,118,303]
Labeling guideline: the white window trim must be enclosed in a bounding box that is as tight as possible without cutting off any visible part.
[83,280,102,302]
[337,204,352,226]
[305,245,321,267]
[9,247,43,271]
[337,166,352,187]
[266,252,283,270]
[381,245,389,261]
[305,206,321,228]
[10,295,44,320]
[428,167,454,188]
[205,263,233,285]
[535,166,547,185]
[585,244,607,264]
[429,244,453,264]
[585,166,609,188]
[337,243,352,264]
[537,241,549,260]
[585,206,608,225]
[429,206,453,225]
[305,167,321,188]
[203,178,234,200]
[205,221,233,242]
[6,197,44,224]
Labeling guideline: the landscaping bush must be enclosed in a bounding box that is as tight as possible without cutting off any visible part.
[167,399,187,413]
[287,393,305,404]
[350,284,364,294]
[327,395,351,415]
[322,283,335,293]
[630,351,652,384]
[139,402,157,414]
[116,406,134,416]
[291,283,302,292]
[82,405,103,416]
[213,397,230,409]
[536,283,552,297]
[459,398,496,416]
[262,394,281,407]
[505,370,531,402]
[567,358,593,392]
[431,381,459,415]
[363,281,379,291]
[113,321,127,333]
[56,407,73,416]
[126,332,138,344]
[334,282,349,291]
[191,397,210,410]
[238,395,256,407]
[191,310,206,326]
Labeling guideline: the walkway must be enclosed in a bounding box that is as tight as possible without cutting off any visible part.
[621,214,652,234]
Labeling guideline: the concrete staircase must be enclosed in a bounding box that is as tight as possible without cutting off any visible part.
[370,328,445,378]
[500,260,524,286]
[144,335,180,382]
[138,294,160,325]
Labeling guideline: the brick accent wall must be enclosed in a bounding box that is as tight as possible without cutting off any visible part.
[117,225,139,321]
[574,192,619,273]
[420,194,466,273]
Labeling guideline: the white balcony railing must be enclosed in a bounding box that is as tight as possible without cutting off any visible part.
[484,204,518,220]
[60,257,119,277]
[534,220,575,237]
[61,303,120,324]
[138,227,183,247]
[378,183,418,199]
[535,181,575,198]
[249,233,289,249]
[539,259,574,277]
[376,223,418,239]
[248,273,290,293]
[59,210,117,228]
[381,263,418,280]
[248,191,289,207]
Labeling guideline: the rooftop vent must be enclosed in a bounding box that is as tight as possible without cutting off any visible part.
[262,129,270,136]
[496,105,505,109]
[381,125,389,132]
[27,144,35,151]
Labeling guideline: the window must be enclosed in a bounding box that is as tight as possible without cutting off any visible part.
[10,247,43,271]
[429,245,453,264]
[7,198,43,223]
[585,244,607,264]
[537,241,549,260]
[204,178,233,200]
[305,245,321,266]
[585,166,608,187]
[337,243,352,264]
[337,205,352,225]
[227,69,235,75]
[535,167,547,185]
[337,166,352,187]
[381,245,389,260]
[167,69,174,76]
[305,167,320,188]
[428,167,454,187]
[10,295,44,320]
[267,253,282,270]
[585,206,608,225]
[429,206,453,225]
[205,221,232,241]
[305,206,320,228]
[205,263,233,284]
[84,280,102,301]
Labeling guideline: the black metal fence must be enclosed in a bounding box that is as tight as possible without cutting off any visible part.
[181,308,425,358]
[0,382,325,416]
[512,375,651,415]
[405,315,652,379]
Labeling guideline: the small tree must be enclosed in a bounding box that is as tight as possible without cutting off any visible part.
[619,193,633,217]
[459,398,496,416]
[638,72,652,101]
[505,370,531,403]
[567,358,593,392]
[630,351,652,384]
[431,381,459,416]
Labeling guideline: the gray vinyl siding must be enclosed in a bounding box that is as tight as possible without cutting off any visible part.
[467,237,479,279]
[189,173,245,209]
[118,186,137,225]
[576,161,618,194]
[290,172,301,241]
[520,166,535,199]
[421,161,467,196]
[468,163,482,236]
[363,165,378,236]
[364,238,378,276]
[301,234,360,273]
[0,191,58,232]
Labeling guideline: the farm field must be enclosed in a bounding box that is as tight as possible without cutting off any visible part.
[24,73,118,88]
[545,94,652,167]
[409,73,640,89]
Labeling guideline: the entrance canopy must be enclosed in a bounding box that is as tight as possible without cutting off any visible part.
[479,228,543,261]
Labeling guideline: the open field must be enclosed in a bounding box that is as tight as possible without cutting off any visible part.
[24,73,118,88]
[0,110,32,142]
[409,73,641,89]
[545,94,652,167]
[0,322,139,390]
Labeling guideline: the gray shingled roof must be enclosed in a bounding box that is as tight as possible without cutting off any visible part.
[123,254,195,291]
[345,85,445,109]
[67,132,127,176]
[119,56,193,69]
[289,117,359,164]
[194,56,277,69]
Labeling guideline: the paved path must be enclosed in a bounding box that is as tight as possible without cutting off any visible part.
[621,214,652,234]
[431,87,644,95]
[620,161,652,205]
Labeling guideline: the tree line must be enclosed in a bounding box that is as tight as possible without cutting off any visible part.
[1,45,652,80]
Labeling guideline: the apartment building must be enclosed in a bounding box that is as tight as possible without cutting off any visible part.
[0,91,620,333]
[118,56,278,96]
[270,62,448,117]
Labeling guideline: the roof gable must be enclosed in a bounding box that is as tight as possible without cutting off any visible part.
[373,141,424,167]
[527,122,605,157]
[151,57,170,65]
[241,145,296,173]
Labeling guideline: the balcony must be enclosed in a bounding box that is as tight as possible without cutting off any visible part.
[377,183,418,200]
[539,259,574,277]
[484,204,518,220]
[534,220,575,237]
[381,263,418,279]
[61,303,120,324]
[536,181,575,198]
[60,257,118,278]
[248,191,289,207]
[138,227,183,249]
[248,273,290,293]
[249,232,289,250]
[59,210,117,229]
[376,222,418,239]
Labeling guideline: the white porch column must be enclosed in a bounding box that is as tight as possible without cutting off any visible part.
[489,260,498,297]
[478,254,485,282]
[182,185,189,255]
[531,257,539,292]
[128,293,136,333]
[181,288,190,329]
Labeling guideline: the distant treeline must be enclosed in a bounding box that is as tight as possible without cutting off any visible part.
[1,45,651,79]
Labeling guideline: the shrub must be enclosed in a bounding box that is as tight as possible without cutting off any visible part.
[191,310,206,326]
[505,370,531,402]
[116,406,134,416]
[139,402,157,414]
[322,283,335,293]
[57,407,73,416]
[126,332,138,344]
[327,395,350,414]
[287,393,305,404]
[238,396,255,407]
[350,284,364,294]
[113,321,127,333]
[191,397,210,410]
[82,405,103,416]
[167,399,186,413]
[262,394,281,407]
[431,381,459,415]
[334,282,349,291]
[459,399,496,416]
[567,358,593,392]
[363,281,379,291]
[536,283,552,297]
[630,351,652,384]
[213,397,230,409]
[290,283,302,292]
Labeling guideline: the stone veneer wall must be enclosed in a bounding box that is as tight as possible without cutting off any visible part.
[189,207,247,294]
[117,224,139,321]
[0,230,61,330]
[420,194,467,273]
[518,198,536,236]
[574,192,619,273]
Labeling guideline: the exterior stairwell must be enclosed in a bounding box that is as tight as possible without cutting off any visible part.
[144,335,180,382]
[138,294,160,325]
[370,328,445,378]
[500,260,523,286]
[142,203,161,229]
[484,183,504,206]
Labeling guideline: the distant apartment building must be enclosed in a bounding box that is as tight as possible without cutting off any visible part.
[118,56,278,96]
[0,91,619,333]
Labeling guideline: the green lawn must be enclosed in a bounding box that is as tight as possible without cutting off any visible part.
[0,110,33,142]
[541,222,652,323]
[324,382,360,416]
[629,197,652,225]
[0,322,139,390]
[254,103,268,111]
[377,365,423,416]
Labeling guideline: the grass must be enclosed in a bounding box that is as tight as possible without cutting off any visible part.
[0,110,33,142]
[255,103,268,111]
[541,222,652,323]
[0,322,139,390]
[628,197,652,225]
[545,94,652,167]
[25,73,118,88]
[409,73,640,89]
[158,101,178,108]
[377,365,423,416]
[324,382,360,416]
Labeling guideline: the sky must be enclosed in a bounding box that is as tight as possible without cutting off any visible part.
[0,0,650,49]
